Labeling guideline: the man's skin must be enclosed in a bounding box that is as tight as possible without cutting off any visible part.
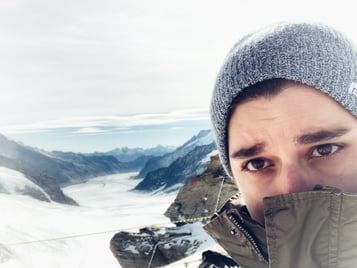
[228,83,357,225]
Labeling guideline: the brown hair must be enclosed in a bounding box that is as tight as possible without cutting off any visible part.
[227,78,300,121]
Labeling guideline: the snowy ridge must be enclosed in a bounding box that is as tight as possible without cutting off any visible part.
[182,130,214,149]
[135,130,217,192]
[173,130,214,158]
[0,167,50,201]
[101,145,176,162]
[137,129,215,179]
[201,149,219,164]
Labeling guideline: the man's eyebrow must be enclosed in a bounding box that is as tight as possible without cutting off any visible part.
[230,143,265,159]
[296,128,350,144]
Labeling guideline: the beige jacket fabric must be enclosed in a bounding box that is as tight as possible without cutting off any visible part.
[204,185,357,268]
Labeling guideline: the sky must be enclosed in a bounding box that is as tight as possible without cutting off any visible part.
[0,0,356,152]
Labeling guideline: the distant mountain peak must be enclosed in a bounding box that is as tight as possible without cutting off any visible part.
[135,129,217,192]
[97,145,176,163]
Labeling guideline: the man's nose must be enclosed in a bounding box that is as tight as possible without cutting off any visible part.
[277,162,313,194]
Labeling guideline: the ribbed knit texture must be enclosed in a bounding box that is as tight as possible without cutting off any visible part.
[210,22,357,177]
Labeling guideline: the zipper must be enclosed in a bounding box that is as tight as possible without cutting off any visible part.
[228,213,269,264]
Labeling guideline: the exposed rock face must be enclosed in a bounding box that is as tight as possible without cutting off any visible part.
[46,151,128,184]
[110,223,208,268]
[0,155,77,205]
[116,155,154,174]
[199,250,239,268]
[137,130,214,179]
[135,142,217,192]
[110,154,241,267]
[0,134,147,205]
[25,169,78,205]
[165,154,239,224]
[0,134,127,185]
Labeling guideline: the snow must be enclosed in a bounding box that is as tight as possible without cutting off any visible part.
[1,171,203,268]
[0,166,50,199]
[183,130,214,149]
[124,245,139,254]
[0,169,219,268]
[175,222,213,255]
[200,149,219,164]
[155,182,184,193]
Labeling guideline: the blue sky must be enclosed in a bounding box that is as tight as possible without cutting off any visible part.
[0,0,356,152]
[7,109,211,152]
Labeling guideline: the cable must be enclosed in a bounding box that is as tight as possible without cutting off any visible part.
[214,176,226,212]
[172,216,211,224]
[4,175,228,268]
[147,243,158,268]
[4,221,171,247]
[4,214,212,248]
[147,178,228,267]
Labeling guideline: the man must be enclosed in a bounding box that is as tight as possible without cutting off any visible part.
[203,22,357,267]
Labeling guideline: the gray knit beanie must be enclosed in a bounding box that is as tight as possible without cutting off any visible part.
[210,22,357,178]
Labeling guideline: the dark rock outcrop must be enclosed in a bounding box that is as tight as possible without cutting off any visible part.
[110,224,207,268]
[164,154,239,224]
[118,155,154,173]
[135,142,217,192]
[16,185,50,202]
[47,151,127,184]
[0,155,77,205]
[199,250,239,268]
[110,154,242,267]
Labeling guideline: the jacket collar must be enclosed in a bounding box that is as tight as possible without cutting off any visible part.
[204,194,269,268]
[204,186,357,268]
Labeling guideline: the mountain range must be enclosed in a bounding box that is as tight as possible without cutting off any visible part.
[0,134,171,204]
[0,129,216,204]
[135,129,217,192]
[93,145,175,162]
[0,128,224,268]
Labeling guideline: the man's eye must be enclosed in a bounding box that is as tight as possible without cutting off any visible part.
[244,158,270,171]
[311,144,340,157]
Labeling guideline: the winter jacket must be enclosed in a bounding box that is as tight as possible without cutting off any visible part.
[203,185,357,268]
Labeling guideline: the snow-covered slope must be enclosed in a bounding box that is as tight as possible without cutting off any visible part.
[135,130,217,192]
[0,134,128,186]
[181,129,215,148]
[0,166,50,202]
[137,130,215,179]
[0,172,206,268]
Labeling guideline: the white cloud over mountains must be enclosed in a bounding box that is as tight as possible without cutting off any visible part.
[1,108,211,152]
[0,109,209,135]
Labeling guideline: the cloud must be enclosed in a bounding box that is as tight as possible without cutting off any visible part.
[2,0,357,150]
[74,127,105,134]
[169,126,185,131]
[0,109,209,135]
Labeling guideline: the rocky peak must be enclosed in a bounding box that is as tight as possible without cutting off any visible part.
[137,129,214,179]
[110,154,241,267]
[134,142,217,192]
[110,223,206,268]
[164,154,238,224]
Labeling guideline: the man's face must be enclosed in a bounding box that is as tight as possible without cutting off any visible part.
[228,84,357,225]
